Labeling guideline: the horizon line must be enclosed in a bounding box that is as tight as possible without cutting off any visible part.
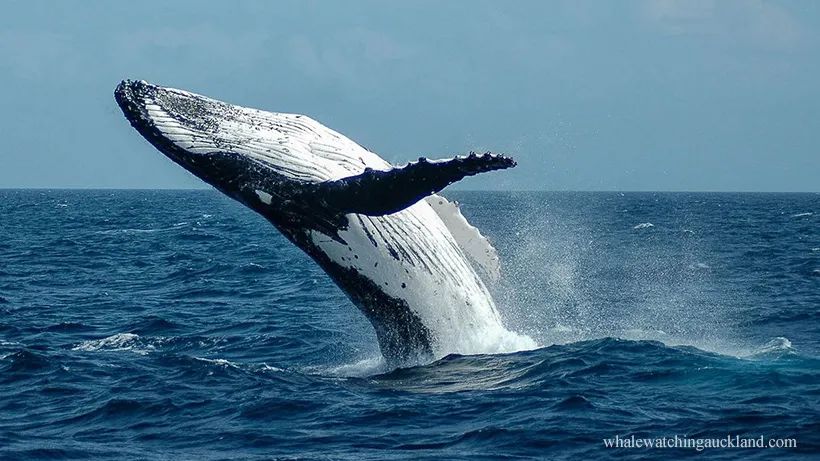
[1,187,818,194]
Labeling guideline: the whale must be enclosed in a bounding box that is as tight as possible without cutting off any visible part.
[114,80,534,364]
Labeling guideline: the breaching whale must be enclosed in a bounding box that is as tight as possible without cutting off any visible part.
[114,80,534,364]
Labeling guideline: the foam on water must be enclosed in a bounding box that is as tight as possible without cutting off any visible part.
[72,333,164,355]
[193,357,241,368]
[315,356,389,377]
[744,337,795,358]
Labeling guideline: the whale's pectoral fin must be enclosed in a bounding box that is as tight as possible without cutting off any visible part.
[309,152,516,216]
[426,195,501,283]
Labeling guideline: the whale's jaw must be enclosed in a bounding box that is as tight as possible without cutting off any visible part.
[114,80,188,167]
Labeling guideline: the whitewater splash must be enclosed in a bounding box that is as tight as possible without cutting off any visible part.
[437,325,537,359]
[485,193,793,363]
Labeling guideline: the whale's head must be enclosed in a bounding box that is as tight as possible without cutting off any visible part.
[114,80,386,212]
[115,79,517,240]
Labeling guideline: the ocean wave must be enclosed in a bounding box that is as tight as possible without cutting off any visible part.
[193,356,241,368]
[633,222,654,229]
[125,316,182,335]
[44,322,93,332]
[96,227,176,235]
[361,336,816,396]
[71,333,163,355]
[238,262,267,274]
[258,363,286,373]
[314,356,387,378]
[741,337,796,359]
[791,212,813,218]
[151,354,291,382]
[0,349,53,373]
[95,221,192,235]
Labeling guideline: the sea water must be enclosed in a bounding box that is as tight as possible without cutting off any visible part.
[1,190,817,459]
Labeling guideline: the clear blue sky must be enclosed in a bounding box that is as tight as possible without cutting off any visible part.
[1,0,818,191]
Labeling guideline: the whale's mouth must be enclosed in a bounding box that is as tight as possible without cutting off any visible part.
[115,80,191,166]
[115,80,170,139]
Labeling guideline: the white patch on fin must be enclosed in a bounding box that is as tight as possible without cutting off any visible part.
[255,190,273,205]
[426,195,500,283]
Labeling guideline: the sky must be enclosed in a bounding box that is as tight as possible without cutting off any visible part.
[1,0,818,191]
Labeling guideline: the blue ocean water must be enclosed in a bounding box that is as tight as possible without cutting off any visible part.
[1,190,818,460]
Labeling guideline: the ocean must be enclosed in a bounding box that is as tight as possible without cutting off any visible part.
[1,190,818,460]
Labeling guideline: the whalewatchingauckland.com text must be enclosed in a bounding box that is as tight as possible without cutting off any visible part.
[603,434,797,451]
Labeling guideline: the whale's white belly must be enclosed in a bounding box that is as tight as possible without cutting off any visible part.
[310,200,535,358]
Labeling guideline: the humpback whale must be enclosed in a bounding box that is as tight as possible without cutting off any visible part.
[114,80,534,364]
